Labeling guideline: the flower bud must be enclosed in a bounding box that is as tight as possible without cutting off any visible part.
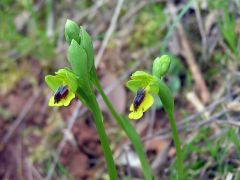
[152,55,171,78]
[65,19,80,45]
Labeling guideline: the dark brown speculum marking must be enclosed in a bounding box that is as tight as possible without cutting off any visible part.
[54,85,69,104]
[133,89,146,111]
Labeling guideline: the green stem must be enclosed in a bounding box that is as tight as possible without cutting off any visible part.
[167,112,183,180]
[92,73,153,180]
[83,94,118,180]
[157,80,183,179]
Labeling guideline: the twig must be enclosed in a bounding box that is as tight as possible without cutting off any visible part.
[161,0,193,53]
[46,0,54,38]
[219,38,237,61]
[46,102,82,180]
[120,0,163,25]
[149,89,236,141]
[143,109,228,142]
[1,91,39,150]
[151,141,171,171]
[124,147,132,179]
[31,165,43,180]
[26,162,34,180]
[142,85,240,142]
[217,119,240,127]
[168,1,210,103]
[194,0,207,60]
[95,0,125,67]
[75,0,106,22]
[16,139,24,180]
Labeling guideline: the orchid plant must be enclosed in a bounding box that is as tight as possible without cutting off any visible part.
[45,20,183,180]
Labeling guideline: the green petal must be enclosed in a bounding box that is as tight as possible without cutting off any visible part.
[131,71,153,86]
[45,75,62,92]
[127,80,143,92]
[127,71,156,93]
[131,71,153,81]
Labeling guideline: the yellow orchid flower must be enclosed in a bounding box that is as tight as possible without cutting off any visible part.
[45,69,78,107]
[128,87,154,120]
[127,71,158,120]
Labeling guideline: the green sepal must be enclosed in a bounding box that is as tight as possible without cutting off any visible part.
[131,71,153,82]
[45,68,79,93]
[127,71,159,95]
[127,80,144,93]
[65,19,81,45]
[152,55,171,78]
[127,71,153,91]
[45,75,62,92]
[80,26,94,72]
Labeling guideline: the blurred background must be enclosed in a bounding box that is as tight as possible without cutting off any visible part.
[0,0,240,179]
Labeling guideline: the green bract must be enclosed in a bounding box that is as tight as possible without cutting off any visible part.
[152,55,171,78]
[67,40,88,80]
[127,71,159,95]
[67,39,94,102]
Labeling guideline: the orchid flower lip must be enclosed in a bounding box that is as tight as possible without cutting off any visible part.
[48,85,75,107]
[133,88,146,111]
[128,87,154,120]
[54,85,69,104]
